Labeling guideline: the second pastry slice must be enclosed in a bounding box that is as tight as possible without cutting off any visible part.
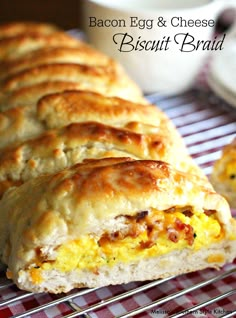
[0,157,235,294]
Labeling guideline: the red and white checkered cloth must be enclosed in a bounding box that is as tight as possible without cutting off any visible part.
[1,262,235,317]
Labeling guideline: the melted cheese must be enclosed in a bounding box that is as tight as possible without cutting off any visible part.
[225,160,236,190]
[30,210,223,284]
[207,254,225,263]
[29,267,43,284]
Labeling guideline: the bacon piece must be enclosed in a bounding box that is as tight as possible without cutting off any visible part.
[204,209,216,216]
[182,210,193,217]
[174,218,195,246]
[167,227,179,243]
[136,210,149,221]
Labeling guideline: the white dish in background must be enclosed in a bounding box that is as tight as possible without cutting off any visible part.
[83,0,236,95]
[208,37,236,108]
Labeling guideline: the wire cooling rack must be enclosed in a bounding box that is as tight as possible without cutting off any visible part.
[0,88,235,318]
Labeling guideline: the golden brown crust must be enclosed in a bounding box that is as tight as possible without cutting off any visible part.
[37,91,162,128]
[0,90,205,198]
[0,82,94,109]
[0,91,158,149]
[0,105,45,149]
[0,120,175,161]
[1,63,120,92]
[0,46,114,80]
[0,157,232,260]
[0,157,235,293]
[0,32,82,61]
[0,179,22,196]
[0,120,198,196]
[211,138,236,207]
[37,90,200,176]
[0,22,59,39]
[0,62,144,106]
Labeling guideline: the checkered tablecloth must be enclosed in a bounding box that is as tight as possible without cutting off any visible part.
[0,87,235,318]
[1,260,235,318]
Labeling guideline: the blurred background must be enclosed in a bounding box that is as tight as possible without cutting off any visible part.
[0,0,84,30]
[0,0,234,32]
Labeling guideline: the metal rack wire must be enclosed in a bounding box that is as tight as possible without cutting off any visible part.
[0,267,235,318]
[0,88,235,317]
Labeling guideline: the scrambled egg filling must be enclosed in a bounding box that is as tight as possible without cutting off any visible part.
[30,209,224,284]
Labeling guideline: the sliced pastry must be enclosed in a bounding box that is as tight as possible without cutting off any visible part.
[211,138,236,208]
[0,157,235,293]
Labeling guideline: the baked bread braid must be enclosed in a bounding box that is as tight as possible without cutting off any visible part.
[0,90,162,149]
[0,81,95,109]
[0,62,143,108]
[0,119,205,198]
[0,21,59,39]
[0,32,84,61]
[0,21,234,294]
[0,46,114,80]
